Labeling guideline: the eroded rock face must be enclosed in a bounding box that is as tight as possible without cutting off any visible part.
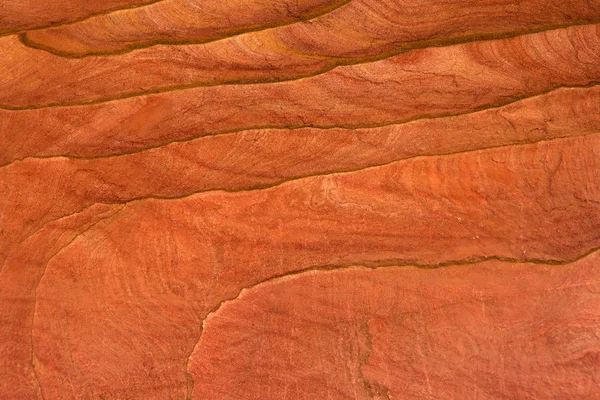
[190,255,600,399]
[17,0,600,58]
[2,135,597,398]
[2,23,600,111]
[1,1,599,399]
[22,0,352,56]
[1,24,600,167]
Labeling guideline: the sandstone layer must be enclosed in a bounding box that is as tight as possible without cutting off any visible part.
[1,1,599,399]
[191,255,600,399]
[0,0,159,34]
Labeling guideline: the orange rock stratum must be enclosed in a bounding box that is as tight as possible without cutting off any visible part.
[1,1,599,399]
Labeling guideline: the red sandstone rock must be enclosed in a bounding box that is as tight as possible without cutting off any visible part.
[0,0,158,34]
[1,85,598,251]
[189,254,600,399]
[0,22,598,109]
[23,0,350,56]
[1,2,599,399]
[15,136,600,398]
[0,204,124,399]
[19,0,600,58]
[1,25,600,162]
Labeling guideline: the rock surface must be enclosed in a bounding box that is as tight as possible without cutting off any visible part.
[191,254,600,399]
[0,0,159,34]
[1,1,599,399]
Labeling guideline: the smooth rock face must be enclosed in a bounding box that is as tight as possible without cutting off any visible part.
[0,0,159,34]
[22,0,352,56]
[1,1,599,399]
[191,256,600,399]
